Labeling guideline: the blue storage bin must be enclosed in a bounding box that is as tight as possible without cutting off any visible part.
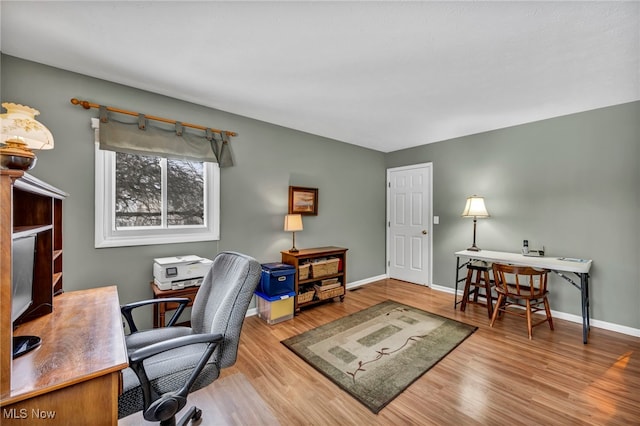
[259,263,295,296]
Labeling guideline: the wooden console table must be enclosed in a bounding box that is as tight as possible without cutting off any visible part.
[0,286,128,425]
[151,282,199,328]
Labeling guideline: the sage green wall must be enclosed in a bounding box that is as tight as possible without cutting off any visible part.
[3,54,639,331]
[387,101,640,329]
[1,55,387,328]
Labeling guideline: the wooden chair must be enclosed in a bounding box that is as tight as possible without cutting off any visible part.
[490,263,554,339]
[460,260,495,318]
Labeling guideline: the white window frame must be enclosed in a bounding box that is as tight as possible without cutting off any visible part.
[93,119,220,248]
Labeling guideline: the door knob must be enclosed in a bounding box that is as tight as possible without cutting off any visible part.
[422,230,428,235]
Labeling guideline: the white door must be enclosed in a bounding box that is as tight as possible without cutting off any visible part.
[387,163,432,285]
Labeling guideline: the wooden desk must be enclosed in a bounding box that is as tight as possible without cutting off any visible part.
[0,286,128,425]
[454,250,593,344]
[151,283,199,328]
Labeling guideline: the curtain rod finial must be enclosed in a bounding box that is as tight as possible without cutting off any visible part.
[70,98,91,110]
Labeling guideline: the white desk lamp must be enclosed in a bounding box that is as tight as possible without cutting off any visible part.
[461,195,489,251]
[284,214,303,253]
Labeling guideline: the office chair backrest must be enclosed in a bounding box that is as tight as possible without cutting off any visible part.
[190,251,261,368]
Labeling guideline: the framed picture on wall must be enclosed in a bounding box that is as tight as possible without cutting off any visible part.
[289,186,318,216]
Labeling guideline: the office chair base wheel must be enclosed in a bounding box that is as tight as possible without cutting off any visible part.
[192,408,202,422]
[175,406,203,426]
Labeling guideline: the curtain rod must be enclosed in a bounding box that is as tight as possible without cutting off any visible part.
[70,98,237,137]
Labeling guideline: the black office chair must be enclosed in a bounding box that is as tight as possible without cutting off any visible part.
[118,251,261,426]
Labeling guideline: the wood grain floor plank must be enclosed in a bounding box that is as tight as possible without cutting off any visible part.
[120,279,640,425]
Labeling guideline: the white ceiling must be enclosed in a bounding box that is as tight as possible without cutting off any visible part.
[1,1,638,153]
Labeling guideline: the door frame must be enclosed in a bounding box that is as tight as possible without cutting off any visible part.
[386,162,433,286]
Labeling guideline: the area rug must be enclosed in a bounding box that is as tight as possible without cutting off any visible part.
[281,300,476,414]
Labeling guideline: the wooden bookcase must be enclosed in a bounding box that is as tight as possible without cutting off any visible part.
[281,246,348,313]
[0,171,67,397]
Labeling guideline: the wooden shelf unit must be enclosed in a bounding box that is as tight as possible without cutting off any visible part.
[281,246,348,312]
[0,171,67,397]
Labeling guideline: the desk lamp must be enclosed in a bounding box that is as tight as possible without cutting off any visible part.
[284,214,303,252]
[461,195,489,251]
[0,103,54,170]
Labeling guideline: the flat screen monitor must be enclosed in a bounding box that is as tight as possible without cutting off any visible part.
[12,234,41,358]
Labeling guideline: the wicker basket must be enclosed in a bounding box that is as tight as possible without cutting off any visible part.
[298,264,310,280]
[310,261,328,277]
[314,285,345,300]
[311,258,340,278]
[325,258,340,275]
[297,290,315,304]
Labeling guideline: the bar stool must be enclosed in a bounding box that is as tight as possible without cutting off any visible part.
[460,260,495,318]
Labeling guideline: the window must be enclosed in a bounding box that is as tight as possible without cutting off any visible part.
[95,144,220,248]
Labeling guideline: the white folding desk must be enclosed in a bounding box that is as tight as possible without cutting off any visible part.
[454,250,593,344]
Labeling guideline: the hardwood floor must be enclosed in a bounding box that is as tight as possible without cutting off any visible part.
[119,279,640,425]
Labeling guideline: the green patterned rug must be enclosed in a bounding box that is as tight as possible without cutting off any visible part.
[282,300,476,414]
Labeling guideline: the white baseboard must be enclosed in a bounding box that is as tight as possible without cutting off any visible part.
[430,283,457,294]
[438,283,640,338]
[346,274,388,290]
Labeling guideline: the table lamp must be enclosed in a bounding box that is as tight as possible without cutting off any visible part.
[0,102,54,170]
[461,195,489,251]
[284,214,303,253]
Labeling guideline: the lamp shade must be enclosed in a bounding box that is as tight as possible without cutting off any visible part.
[461,196,489,218]
[1,103,54,150]
[284,214,303,232]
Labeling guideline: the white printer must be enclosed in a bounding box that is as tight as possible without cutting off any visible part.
[153,255,213,291]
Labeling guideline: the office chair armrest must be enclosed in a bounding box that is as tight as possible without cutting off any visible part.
[129,333,224,364]
[121,298,191,333]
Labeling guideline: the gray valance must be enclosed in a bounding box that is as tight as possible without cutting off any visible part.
[97,106,234,167]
